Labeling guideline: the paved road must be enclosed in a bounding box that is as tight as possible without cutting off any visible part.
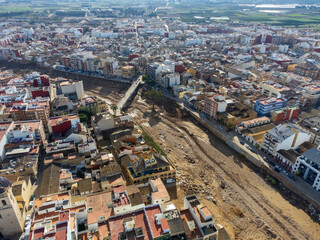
[116,76,142,116]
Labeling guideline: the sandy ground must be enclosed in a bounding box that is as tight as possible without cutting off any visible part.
[84,80,129,104]
[128,95,320,240]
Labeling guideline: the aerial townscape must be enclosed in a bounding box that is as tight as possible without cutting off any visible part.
[0,0,320,239]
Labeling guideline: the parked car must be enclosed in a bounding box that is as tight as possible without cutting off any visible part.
[274,165,281,172]
[28,201,34,210]
[268,161,275,167]
[240,141,245,145]
[166,178,175,184]
[246,144,251,150]
[250,148,255,153]
[282,170,289,176]
[288,175,296,181]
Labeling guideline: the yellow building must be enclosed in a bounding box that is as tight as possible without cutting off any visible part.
[220,103,257,126]
[121,65,135,78]
[287,64,298,72]
[12,177,32,212]
[187,67,200,78]
[0,177,25,237]
[121,153,176,185]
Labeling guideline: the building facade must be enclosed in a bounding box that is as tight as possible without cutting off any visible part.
[0,177,25,237]
[254,97,287,117]
[262,124,311,155]
[203,95,227,119]
[293,148,320,191]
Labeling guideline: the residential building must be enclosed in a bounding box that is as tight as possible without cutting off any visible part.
[80,96,97,110]
[51,96,73,115]
[161,73,180,88]
[293,62,320,80]
[270,107,299,123]
[220,102,257,126]
[46,140,76,158]
[149,178,170,205]
[121,65,136,78]
[0,177,25,238]
[293,147,320,191]
[78,138,98,158]
[0,122,12,162]
[236,116,275,146]
[262,124,311,155]
[181,195,219,240]
[203,94,227,119]
[254,97,287,117]
[259,81,290,98]
[297,110,320,146]
[123,153,176,185]
[10,100,50,130]
[6,120,46,145]
[28,193,86,240]
[147,62,174,81]
[301,83,320,105]
[85,192,112,237]
[94,114,133,135]
[48,114,80,138]
[60,80,84,100]
[274,142,314,172]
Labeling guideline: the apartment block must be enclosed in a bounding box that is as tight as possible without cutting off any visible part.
[203,94,227,119]
[254,97,287,117]
[262,124,311,155]
[293,147,320,191]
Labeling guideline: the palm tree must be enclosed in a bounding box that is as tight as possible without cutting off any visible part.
[111,104,118,115]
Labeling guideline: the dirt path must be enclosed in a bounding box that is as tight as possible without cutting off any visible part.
[129,96,320,240]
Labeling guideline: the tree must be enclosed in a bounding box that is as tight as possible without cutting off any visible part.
[78,106,91,116]
[111,104,118,114]
[90,106,98,116]
[79,113,88,123]
[78,106,91,123]
[142,75,154,85]
[144,89,162,111]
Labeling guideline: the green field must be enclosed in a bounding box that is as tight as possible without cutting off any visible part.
[0,6,33,12]
[165,1,320,28]
[0,1,319,28]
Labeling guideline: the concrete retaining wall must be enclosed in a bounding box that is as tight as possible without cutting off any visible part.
[189,111,264,167]
[187,110,320,211]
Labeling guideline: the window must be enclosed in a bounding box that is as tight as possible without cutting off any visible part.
[2,200,6,206]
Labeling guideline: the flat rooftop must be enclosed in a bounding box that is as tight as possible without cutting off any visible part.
[108,210,152,240]
[145,205,162,238]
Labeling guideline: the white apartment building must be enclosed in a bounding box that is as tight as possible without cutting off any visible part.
[60,81,85,100]
[293,147,320,191]
[161,73,180,88]
[262,124,311,155]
